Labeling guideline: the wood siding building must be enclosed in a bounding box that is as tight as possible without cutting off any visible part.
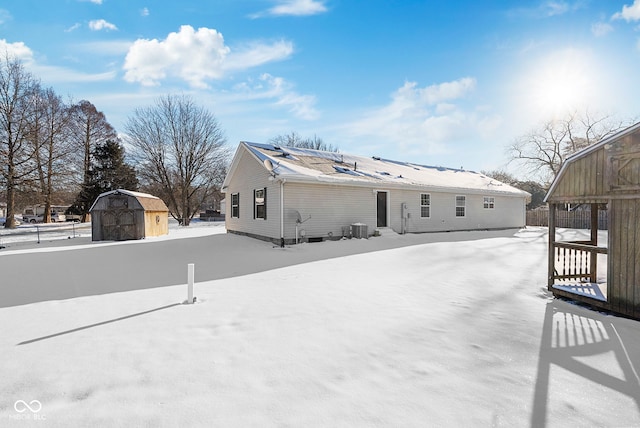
[222,142,530,245]
[90,189,169,241]
[545,121,640,319]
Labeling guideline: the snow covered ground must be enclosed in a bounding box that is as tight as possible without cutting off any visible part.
[0,225,639,427]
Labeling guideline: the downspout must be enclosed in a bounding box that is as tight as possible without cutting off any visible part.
[280,179,284,247]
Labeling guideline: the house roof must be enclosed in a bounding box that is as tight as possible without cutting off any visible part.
[223,141,529,198]
[89,189,169,212]
[544,120,640,202]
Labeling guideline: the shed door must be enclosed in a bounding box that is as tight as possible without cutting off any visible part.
[102,210,136,241]
[377,191,388,227]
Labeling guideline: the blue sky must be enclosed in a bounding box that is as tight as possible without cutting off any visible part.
[2,0,640,175]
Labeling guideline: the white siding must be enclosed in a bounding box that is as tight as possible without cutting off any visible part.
[283,182,378,240]
[389,189,526,233]
[224,150,282,240]
[283,185,526,240]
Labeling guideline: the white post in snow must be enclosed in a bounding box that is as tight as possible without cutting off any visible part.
[187,263,195,304]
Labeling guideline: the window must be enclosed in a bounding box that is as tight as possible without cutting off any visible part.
[231,193,239,218]
[455,195,466,217]
[483,196,495,209]
[420,193,430,218]
[254,188,267,219]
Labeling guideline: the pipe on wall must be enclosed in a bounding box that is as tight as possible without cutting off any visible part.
[279,178,286,247]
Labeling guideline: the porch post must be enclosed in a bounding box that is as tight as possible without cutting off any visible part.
[548,203,556,289]
[589,203,598,283]
[590,203,598,245]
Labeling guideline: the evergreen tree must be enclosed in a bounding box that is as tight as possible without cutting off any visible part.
[68,139,138,220]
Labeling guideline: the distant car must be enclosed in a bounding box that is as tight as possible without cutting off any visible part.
[22,211,65,223]
[0,217,21,226]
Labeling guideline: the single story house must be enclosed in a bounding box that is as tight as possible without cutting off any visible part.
[90,189,169,241]
[222,142,530,245]
[545,120,640,320]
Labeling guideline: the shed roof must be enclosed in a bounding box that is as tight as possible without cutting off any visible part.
[545,121,640,202]
[223,141,529,198]
[89,189,169,212]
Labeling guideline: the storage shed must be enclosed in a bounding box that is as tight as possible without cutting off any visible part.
[90,189,169,241]
[545,121,640,319]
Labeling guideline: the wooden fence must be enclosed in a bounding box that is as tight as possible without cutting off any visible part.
[527,210,608,230]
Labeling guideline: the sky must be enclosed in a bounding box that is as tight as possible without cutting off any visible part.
[2,0,640,175]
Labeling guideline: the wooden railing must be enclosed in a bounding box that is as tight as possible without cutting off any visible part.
[551,241,607,283]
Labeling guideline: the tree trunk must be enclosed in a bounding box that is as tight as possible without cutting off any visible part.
[5,160,17,229]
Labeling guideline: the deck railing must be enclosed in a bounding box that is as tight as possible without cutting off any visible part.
[551,241,607,284]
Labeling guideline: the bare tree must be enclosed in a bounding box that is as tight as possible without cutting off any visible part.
[68,100,118,202]
[28,86,74,222]
[481,169,547,209]
[124,94,229,226]
[507,111,629,183]
[0,55,41,228]
[269,131,338,152]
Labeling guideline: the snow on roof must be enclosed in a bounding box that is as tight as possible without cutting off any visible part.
[242,142,529,197]
[89,189,168,212]
[97,189,161,200]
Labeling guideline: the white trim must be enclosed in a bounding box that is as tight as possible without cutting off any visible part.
[230,193,240,218]
[420,193,431,218]
[483,196,495,209]
[374,189,390,228]
[455,195,466,218]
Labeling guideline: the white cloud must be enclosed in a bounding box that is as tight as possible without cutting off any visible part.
[543,1,570,16]
[0,9,12,25]
[591,22,613,37]
[65,23,81,33]
[251,0,327,18]
[270,0,327,16]
[141,8,149,17]
[123,26,293,88]
[223,40,293,72]
[507,1,584,19]
[417,78,476,104]
[613,0,640,21]
[89,19,117,31]
[0,39,34,63]
[0,39,116,84]
[78,40,132,56]
[233,74,319,120]
[33,66,116,83]
[342,78,491,156]
[79,0,103,4]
